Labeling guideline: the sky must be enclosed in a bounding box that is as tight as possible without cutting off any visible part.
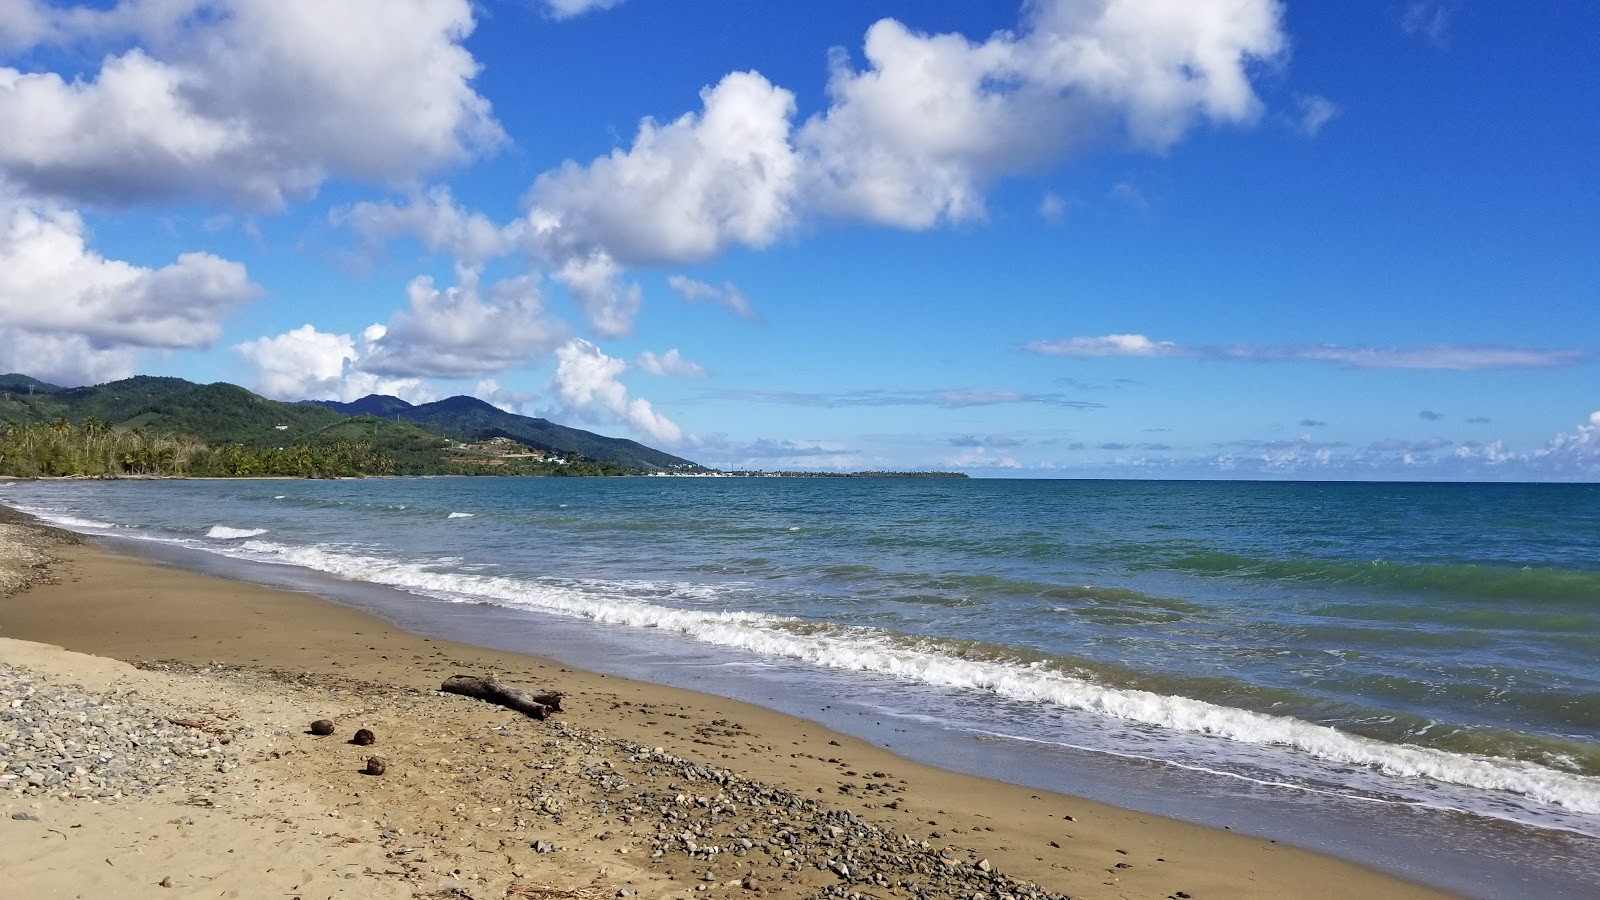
[1,0,1597,480]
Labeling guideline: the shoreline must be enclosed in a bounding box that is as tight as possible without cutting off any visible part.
[0,508,1455,898]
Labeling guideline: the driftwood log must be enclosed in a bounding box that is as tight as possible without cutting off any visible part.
[440,675,563,720]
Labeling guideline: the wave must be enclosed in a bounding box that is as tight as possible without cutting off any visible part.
[207,526,269,539]
[223,538,1600,818]
[447,512,475,519]
[1155,551,1600,602]
[24,511,116,529]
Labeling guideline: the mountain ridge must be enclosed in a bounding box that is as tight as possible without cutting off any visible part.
[311,393,703,473]
[0,374,703,474]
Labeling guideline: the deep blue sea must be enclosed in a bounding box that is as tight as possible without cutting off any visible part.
[5,477,1599,897]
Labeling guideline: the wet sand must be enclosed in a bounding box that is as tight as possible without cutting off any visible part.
[0,515,1453,899]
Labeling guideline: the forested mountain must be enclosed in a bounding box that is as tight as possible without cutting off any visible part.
[312,394,704,473]
[0,375,703,475]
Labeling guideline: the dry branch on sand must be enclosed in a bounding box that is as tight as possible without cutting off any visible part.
[439,674,564,720]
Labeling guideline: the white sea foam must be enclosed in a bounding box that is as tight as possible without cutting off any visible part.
[447,512,475,519]
[220,539,1600,818]
[207,526,269,539]
[31,512,116,529]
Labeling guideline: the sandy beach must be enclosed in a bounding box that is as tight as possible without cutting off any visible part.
[0,508,1453,899]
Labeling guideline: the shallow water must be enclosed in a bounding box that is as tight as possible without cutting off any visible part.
[6,476,1599,897]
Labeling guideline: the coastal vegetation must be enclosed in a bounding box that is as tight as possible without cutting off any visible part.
[0,373,702,478]
[0,419,396,478]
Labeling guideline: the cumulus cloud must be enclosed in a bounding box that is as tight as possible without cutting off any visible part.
[361,269,568,378]
[635,348,705,379]
[551,250,642,337]
[335,186,521,269]
[551,339,683,444]
[519,0,1286,312]
[0,0,502,209]
[796,0,1286,228]
[472,378,539,413]
[0,330,138,386]
[527,71,800,267]
[1024,333,1589,370]
[234,323,432,402]
[0,192,258,383]
[666,275,756,319]
[1418,409,1445,421]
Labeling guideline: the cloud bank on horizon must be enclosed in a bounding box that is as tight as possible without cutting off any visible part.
[0,0,1593,479]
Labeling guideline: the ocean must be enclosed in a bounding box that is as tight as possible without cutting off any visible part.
[4,476,1598,897]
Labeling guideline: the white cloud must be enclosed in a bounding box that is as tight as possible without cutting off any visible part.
[551,250,642,337]
[362,269,568,378]
[665,275,756,319]
[472,378,538,414]
[542,0,624,20]
[1025,334,1182,357]
[233,323,432,402]
[948,448,1021,470]
[1024,334,1589,370]
[551,339,683,444]
[335,186,522,269]
[527,71,799,268]
[0,192,257,383]
[509,1,1284,328]
[1293,93,1340,137]
[0,329,138,386]
[1590,411,1600,428]
[0,0,502,209]
[796,0,1286,228]
[635,348,705,379]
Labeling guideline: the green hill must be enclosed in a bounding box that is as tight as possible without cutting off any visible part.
[314,394,706,473]
[1,374,703,474]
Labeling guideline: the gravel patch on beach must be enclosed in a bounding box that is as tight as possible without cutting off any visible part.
[512,721,1074,900]
[0,661,241,802]
[0,503,79,595]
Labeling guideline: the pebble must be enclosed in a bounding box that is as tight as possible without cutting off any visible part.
[0,663,240,802]
[516,721,1072,900]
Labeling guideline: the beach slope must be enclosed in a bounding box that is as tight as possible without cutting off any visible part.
[0,512,1451,899]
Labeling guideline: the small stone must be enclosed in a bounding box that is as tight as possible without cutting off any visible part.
[351,729,376,746]
[158,876,173,888]
[309,719,335,736]
[534,840,555,854]
[363,757,386,776]
[975,859,992,873]
[10,812,40,821]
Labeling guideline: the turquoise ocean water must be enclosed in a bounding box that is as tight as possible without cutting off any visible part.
[5,477,1598,896]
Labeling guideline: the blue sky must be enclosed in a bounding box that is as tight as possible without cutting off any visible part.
[1,0,1596,479]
